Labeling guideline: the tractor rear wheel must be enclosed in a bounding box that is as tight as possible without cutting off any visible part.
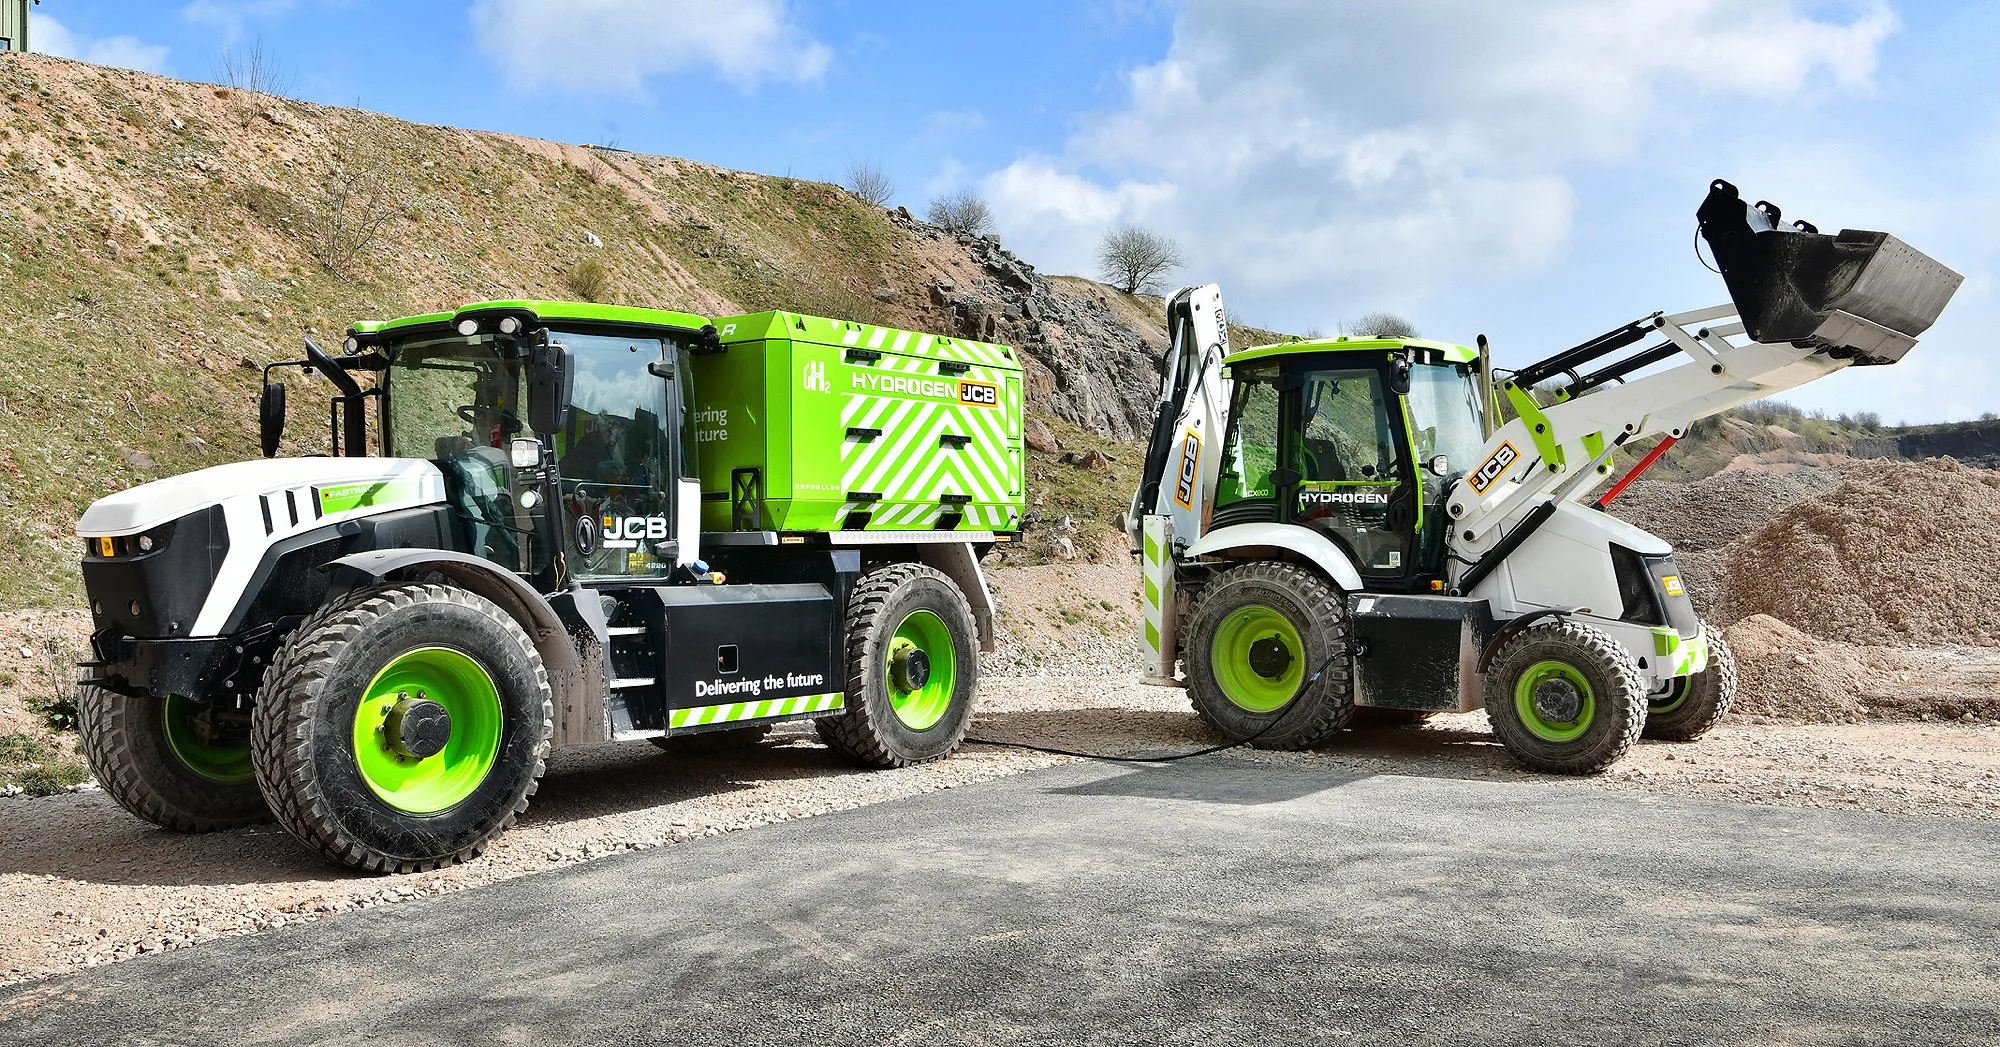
[78,685,268,832]
[817,563,978,768]
[1643,622,1737,742]
[251,584,552,874]
[1483,618,1645,775]
[1184,561,1354,750]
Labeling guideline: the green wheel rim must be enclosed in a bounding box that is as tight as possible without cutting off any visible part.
[885,610,957,731]
[1513,660,1596,742]
[1651,676,1692,715]
[351,647,503,814]
[162,694,254,783]
[1210,606,1305,714]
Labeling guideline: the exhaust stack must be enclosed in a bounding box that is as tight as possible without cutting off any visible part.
[1696,179,1962,365]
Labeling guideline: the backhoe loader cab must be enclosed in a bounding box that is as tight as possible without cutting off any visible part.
[1134,181,1962,774]
[74,299,1024,873]
[1208,337,1489,583]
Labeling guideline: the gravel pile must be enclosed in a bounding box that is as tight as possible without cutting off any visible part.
[1610,460,1848,612]
[1720,458,2000,646]
[1724,614,2000,724]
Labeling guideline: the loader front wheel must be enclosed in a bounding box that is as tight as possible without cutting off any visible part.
[1483,618,1645,775]
[1185,561,1354,750]
[1644,622,1737,742]
[818,563,978,768]
[251,584,552,874]
[79,686,268,832]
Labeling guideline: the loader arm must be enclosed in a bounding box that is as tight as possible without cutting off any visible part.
[1445,179,1962,592]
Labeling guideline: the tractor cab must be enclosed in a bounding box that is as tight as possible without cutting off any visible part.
[1213,337,1489,587]
[340,302,716,588]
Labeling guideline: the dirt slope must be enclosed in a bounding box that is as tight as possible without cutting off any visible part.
[0,52,1172,605]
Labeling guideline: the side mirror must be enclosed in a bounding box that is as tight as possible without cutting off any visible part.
[528,339,574,435]
[1426,454,1450,477]
[1271,467,1302,489]
[509,437,543,469]
[258,381,286,458]
[1389,358,1413,396]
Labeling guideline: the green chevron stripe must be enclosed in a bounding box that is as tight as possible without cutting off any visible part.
[669,692,845,729]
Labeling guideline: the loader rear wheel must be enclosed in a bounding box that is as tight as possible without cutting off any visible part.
[817,563,978,768]
[78,686,268,832]
[1644,622,1737,742]
[251,584,552,874]
[1483,618,1645,775]
[1184,561,1354,750]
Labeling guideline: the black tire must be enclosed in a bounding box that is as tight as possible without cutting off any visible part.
[77,684,269,832]
[251,584,552,874]
[1643,622,1737,742]
[648,724,773,754]
[816,563,978,768]
[1483,618,1645,775]
[1183,561,1354,750]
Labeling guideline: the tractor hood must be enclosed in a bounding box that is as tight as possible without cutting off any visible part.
[79,457,446,537]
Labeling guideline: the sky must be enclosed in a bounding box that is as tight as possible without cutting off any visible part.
[28,0,2000,423]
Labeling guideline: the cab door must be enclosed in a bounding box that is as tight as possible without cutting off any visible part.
[1286,360,1419,580]
[551,331,680,580]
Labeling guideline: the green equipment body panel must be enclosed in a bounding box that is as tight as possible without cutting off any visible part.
[696,312,1026,533]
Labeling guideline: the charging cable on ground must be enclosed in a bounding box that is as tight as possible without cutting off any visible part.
[963,650,1345,764]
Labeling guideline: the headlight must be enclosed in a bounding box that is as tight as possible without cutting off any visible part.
[457,318,481,337]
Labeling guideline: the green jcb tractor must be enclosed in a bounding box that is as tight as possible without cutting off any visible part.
[75,300,1026,872]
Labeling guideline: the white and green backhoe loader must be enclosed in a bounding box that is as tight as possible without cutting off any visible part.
[1130,180,1962,773]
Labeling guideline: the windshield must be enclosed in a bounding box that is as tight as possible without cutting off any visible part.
[381,334,527,459]
[1405,362,1487,480]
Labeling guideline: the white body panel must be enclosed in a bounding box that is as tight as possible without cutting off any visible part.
[1185,523,1366,593]
[79,457,447,637]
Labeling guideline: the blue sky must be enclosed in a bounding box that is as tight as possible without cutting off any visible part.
[31,0,2000,423]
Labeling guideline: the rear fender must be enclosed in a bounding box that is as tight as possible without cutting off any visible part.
[1183,523,1364,593]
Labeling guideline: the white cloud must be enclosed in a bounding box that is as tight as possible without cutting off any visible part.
[986,0,1897,320]
[32,14,171,73]
[469,0,831,94]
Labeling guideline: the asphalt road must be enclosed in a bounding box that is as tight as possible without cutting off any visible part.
[2,756,1996,1046]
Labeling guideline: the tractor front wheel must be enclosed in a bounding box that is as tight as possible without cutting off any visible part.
[817,563,978,768]
[1643,622,1738,742]
[1184,561,1354,750]
[1483,618,1645,775]
[78,686,268,832]
[251,584,552,874]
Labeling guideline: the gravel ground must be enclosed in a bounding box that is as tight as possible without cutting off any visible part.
[5,670,1998,987]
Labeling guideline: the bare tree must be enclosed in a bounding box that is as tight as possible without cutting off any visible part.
[217,37,296,98]
[927,191,993,236]
[300,154,397,277]
[845,161,895,208]
[1097,225,1184,295]
[1351,312,1420,339]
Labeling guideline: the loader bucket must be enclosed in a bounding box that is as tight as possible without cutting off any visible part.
[1696,179,1962,364]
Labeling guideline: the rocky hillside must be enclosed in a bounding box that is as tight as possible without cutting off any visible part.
[0,53,1284,607]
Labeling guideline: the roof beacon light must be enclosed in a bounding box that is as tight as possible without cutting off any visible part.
[457,318,480,337]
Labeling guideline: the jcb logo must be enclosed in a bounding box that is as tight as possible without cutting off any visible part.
[1173,430,1201,509]
[603,516,672,541]
[1468,441,1519,495]
[802,360,832,394]
[957,379,999,408]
